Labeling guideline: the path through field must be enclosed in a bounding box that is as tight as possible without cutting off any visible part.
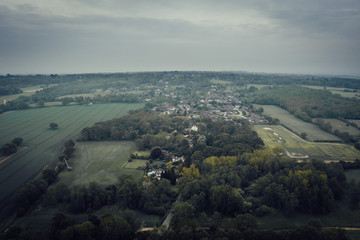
[0,103,143,223]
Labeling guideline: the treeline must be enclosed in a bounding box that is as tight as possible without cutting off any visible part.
[315,119,360,144]
[41,174,177,217]
[0,137,23,156]
[13,139,76,216]
[1,213,348,240]
[0,98,29,114]
[0,86,22,96]
[252,86,360,120]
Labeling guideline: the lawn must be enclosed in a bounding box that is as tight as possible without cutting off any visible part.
[0,103,144,212]
[253,104,341,141]
[254,125,360,161]
[58,141,144,186]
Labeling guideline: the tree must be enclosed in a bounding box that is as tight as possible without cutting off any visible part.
[300,132,307,140]
[42,168,57,185]
[49,122,58,129]
[11,137,23,146]
[150,146,162,159]
[181,164,200,181]
[0,142,17,156]
[64,139,75,148]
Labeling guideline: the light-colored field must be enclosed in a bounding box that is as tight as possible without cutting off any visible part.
[0,103,144,211]
[210,79,232,85]
[254,125,360,161]
[58,141,143,186]
[302,85,360,99]
[0,85,45,103]
[348,119,360,128]
[314,118,360,136]
[253,104,341,142]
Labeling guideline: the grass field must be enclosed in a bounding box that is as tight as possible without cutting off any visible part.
[0,85,46,103]
[254,125,360,161]
[58,141,144,186]
[302,85,360,100]
[348,120,360,128]
[253,104,341,141]
[314,118,360,136]
[0,103,143,212]
[124,159,148,169]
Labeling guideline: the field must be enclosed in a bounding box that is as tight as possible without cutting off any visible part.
[302,85,360,100]
[0,103,143,216]
[58,141,143,186]
[253,104,341,141]
[314,118,360,136]
[0,85,46,103]
[348,120,360,128]
[254,125,360,161]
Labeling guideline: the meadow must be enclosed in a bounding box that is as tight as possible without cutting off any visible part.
[302,85,360,100]
[348,120,360,128]
[314,118,360,136]
[254,125,360,161]
[0,103,143,210]
[57,141,143,186]
[253,104,341,141]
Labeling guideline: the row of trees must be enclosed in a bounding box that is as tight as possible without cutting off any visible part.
[13,139,75,216]
[0,137,23,156]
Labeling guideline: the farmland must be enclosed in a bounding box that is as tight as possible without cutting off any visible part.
[314,118,360,136]
[57,141,143,187]
[254,125,360,161]
[0,103,143,218]
[253,104,341,141]
[302,85,360,100]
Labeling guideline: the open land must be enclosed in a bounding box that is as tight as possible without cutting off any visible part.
[0,85,46,103]
[254,125,360,161]
[302,85,360,100]
[57,141,143,186]
[348,119,360,128]
[253,104,341,141]
[0,103,143,219]
[314,118,360,136]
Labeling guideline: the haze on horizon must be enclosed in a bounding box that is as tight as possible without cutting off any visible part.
[0,0,359,76]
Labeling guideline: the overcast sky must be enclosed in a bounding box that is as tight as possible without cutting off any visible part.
[0,0,359,75]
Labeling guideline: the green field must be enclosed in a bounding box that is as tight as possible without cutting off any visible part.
[254,125,360,161]
[302,85,360,100]
[58,141,144,186]
[348,120,360,128]
[124,159,148,169]
[0,103,143,211]
[314,118,360,136]
[253,104,341,141]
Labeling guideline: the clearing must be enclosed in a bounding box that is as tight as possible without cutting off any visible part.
[58,141,143,186]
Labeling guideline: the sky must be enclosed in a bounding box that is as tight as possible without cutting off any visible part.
[0,0,359,75]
